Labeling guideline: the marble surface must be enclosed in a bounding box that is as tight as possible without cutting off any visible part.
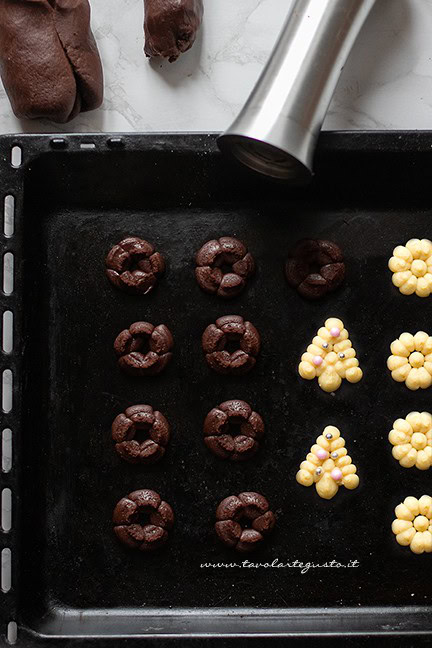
[1,0,432,135]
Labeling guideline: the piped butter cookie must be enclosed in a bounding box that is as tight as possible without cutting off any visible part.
[389,412,432,470]
[296,426,359,500]
[387,331,432,390]
[392,495,432,554]
[389,238,432,297]
[298,317,363,393]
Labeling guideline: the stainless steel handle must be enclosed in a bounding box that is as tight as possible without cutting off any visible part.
[217,0,376,183]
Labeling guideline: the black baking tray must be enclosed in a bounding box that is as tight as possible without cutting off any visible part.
[1,131,432,646]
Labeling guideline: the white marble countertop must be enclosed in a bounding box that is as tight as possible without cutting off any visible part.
[1,0,432,135]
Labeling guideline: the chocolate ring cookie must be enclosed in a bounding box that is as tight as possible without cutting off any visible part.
[105,237,165,294]
[114,321,173,376]
[202,315,260,375]
[204,400,264,461]
[195,237,255,298]
[113,489,174,551]
[285,239,345,300]
[215,492,275,552]
[112,405,170,464]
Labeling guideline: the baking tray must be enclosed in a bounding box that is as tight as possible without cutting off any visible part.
[1,131,432,646]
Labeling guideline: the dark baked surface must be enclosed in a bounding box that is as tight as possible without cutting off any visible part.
[215,492,275,552]
[114,321,173,376]
[113,489,174,551]
[144,0,203,62]
[285,239,345,300]
[204,400,264,461]
[202,315,261,375]
[105,237,165,295]
[0,0,103,122]
[112,404,170,464]
[195,236,255,299]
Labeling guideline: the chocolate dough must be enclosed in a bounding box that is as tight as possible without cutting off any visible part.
[105,237,165,295]
[144,0,203,62]
[114,322,174,377]
[202,315,261,376]
[0,0,103,123]
[195,237,255,299]
[113,490,174,551]
[285,239,345,300]
[215,492,276,552]
[204,400,265,462]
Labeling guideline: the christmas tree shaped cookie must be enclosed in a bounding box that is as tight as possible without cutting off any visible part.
[298,317,363,393]
[296,426,359,500]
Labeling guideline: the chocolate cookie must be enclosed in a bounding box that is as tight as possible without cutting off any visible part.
[215,492,275,552]
[202,315,260,375]
[105,237,165,295]
[285,239,345,300]
[113,489,174,551]
[204,400,264,461]
[144,0,204,62]
[114,322,173,376]
[195,237,255,299]
[112,405,170,464]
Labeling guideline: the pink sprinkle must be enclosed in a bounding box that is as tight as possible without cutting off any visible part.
[330,327,341,338]
[315,448,329,461]
[331,468,343,481]
[313,356,323,366]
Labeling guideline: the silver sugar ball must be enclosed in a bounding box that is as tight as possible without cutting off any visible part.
[325,433,333,439]
[315,467,322,475]
[331,452,339,458]
[322,342,329,349]
[338,352,345,359]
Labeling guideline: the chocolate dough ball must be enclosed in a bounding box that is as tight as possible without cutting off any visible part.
[144,0,204,62]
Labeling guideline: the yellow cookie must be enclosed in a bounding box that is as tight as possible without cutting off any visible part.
[296,426,359,500]
[387,332,432,390]
[389,239,432,297]
[298,318,362,393]
[392,495,432,554]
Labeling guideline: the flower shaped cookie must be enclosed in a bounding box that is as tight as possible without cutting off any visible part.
[298,318,363,393]
[387,331,432,390]
[296,426,359,500]
[392,495,432,554]
[389,412,432,470]
[389,238,432,297]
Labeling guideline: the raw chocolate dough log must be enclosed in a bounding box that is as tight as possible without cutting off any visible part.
[0,0,103,123]
[144,0,204,62]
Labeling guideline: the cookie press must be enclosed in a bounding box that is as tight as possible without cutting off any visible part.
[217,0,376,183]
